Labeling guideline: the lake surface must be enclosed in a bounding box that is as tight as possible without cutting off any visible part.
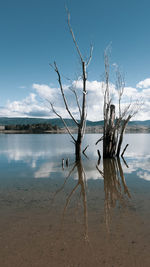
[0,133,150,267]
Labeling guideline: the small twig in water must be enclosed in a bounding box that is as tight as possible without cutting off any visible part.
[121,144,129,157]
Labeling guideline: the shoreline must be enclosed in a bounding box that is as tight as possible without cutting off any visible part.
[0,126,150,134]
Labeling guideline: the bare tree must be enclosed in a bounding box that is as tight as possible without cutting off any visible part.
[50,11,93,161]
[98,47,141,158]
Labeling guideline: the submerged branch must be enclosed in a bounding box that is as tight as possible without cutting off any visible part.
[121,144,129,157]
[121,156,129,168]
[82,145,89,154]
[95,136,103,145]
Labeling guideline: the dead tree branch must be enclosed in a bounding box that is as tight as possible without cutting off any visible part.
[50,62,79,126]
[50,102,76,143]
[100,48,141,158]
[50,10,92,161]
[121,144,129,157]
[66,9,83,62]
[69,87,82,118]
[86,45,94,67]
[95,136,103,145]
[82,145,89,154]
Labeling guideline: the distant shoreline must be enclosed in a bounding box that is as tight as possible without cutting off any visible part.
[0,129,64,134]
[0,117,150,134]
[0,125,150,134]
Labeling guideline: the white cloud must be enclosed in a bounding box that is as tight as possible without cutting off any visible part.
[123,86,138,98]
[1,78,150,120]
[34,162,57,178]
[136,78,150,89]
[31,81,105,121]
[0,93,51,118]
[137,171,150,181]
[32,83,56,101]
[34,160,103,180]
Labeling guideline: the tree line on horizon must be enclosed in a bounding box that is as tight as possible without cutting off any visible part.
[5,123,59,132]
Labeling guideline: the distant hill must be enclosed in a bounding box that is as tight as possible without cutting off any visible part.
[128,120,150,126]
[0,117,150,128]
[0,117,104,128]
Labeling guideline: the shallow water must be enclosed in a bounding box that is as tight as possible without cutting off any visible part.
[0,133,150,266]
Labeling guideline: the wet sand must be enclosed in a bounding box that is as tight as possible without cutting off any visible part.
[0,176,150,267]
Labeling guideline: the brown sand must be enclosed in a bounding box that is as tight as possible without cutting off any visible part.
[0,178,150,267]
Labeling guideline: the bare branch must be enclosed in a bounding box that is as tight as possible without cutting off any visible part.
[49,9,90,161]
[121,103,132,119]
[82,152,89,159]
[82,145,89,154]
[80,61,87,132]
[104,45,111,105]
[49,102,76,143]
[121,156,129,168]
[66,8,83,63]
[95,136,104,145]
[129,98,143,118]
[102,46,142,158]
[115,68,125,118]
[116,115,131,157]
[69,87,82,118]
[86,45,93,67]
[81,110,87,138]
[121,144,129,157]
[97,149,101,166]
[50,62,79,127]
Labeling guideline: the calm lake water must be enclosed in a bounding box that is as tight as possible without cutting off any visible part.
[0,133,150,180]
[0,133,150,267]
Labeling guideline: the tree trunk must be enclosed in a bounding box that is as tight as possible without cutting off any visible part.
[116,126,125,157]
[103,104,117,158]
[75,130,82,161]
[116,116,131,157]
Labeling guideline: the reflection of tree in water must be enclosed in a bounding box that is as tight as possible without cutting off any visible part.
[53,157,131,237]
[97,158,131,232]
[52,160,103,266]
[53,160,89,241]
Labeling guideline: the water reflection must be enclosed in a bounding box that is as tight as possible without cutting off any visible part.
[1,134,150,266]
[53,160,89,241]
[0,134,150,181]
[53,157,132,239]
[97,158,131,232]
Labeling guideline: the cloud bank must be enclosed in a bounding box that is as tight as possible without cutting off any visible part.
[0,78,150,121]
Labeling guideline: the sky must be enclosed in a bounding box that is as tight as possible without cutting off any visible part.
[0,0,150,121]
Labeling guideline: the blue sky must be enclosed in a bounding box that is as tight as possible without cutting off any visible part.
[0,0,150,120]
